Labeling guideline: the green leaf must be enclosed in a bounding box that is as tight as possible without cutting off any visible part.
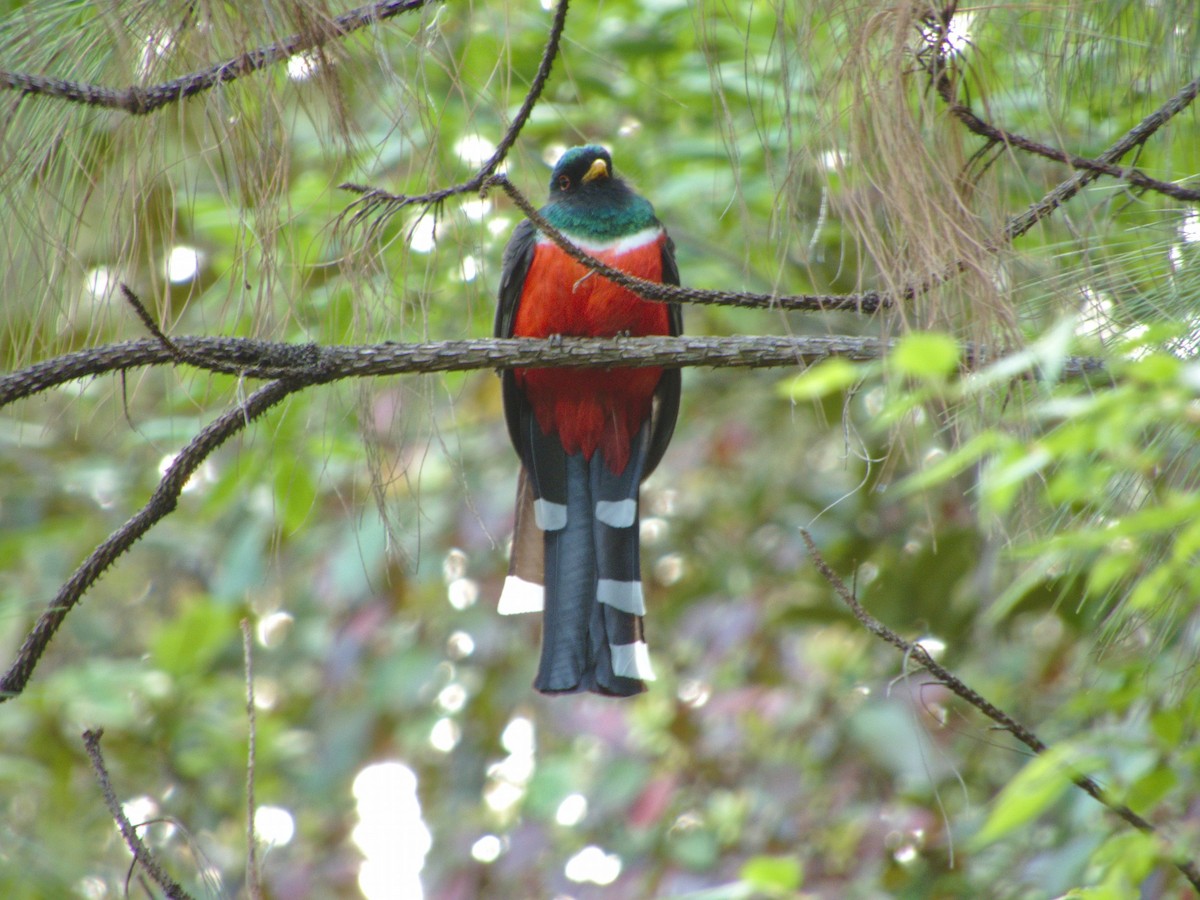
[971,744,1104,849]
[980,442,1053,517]
[1123,351,1180,386]
[740,855,803,893]
[1150,710,1184,747]
[891,332,960,380]
[1124,766,1176,811]
[274,452,319,534]
[150,598,239,678]
[897,431,1006,494]
[777,358,861,400]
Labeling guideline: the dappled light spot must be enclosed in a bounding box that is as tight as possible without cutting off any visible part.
[446,631,475,659]
[454,134,496,167]
[484,717,536,815]
[254,805,295,847]
[287,52,320,81]
[408,216,437,253]
[165,246,202,284]
[677,678,711,708]
[471,834,503,863]
[654,553,685,586]
[640,516,669,544]
[443,548,468,581]
[429,717,461,753]
[915,635,946,660]
[353,762,431,900]
[460,198,491,221]
[564,845,622,886]
[555,792,588,826]
[157,453,217,495]
[256,611,294,648]
[437,682,468,713]
[84,266,116,303]
[447,578,478,610]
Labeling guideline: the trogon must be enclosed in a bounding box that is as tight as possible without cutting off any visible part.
[495,145,682,696]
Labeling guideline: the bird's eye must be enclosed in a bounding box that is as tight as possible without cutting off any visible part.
[558,175,571,191]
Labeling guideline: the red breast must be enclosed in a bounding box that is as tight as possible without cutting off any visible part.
[513,232,672,474]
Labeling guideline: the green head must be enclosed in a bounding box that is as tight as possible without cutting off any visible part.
[541,145,658,240]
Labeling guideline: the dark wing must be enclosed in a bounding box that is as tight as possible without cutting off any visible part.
[642,230,683,480]
[495,218,539,455]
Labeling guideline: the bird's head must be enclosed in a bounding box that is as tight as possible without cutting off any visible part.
[547,144,616,198]
[540,144,656,239]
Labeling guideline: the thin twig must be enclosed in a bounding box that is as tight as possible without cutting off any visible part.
[120,284,183,362]
[242,620,262,900]
[0,0,436,115]
[799,530,1200,893]
[0,379,310,700]
[336,0,570,234]
[82,729,193,900]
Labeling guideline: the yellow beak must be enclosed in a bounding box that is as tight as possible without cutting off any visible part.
[582,158,609,183]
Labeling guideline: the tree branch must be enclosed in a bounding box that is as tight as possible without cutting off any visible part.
[1003,74,1200,243]
[800,530,1200,893]
[920,7,1200,205]
[82,729,193,900]
[0,334,1108,409]
[0,379,309,701]
[0,0,437,115]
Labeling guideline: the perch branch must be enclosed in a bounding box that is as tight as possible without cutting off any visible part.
[0,334,1108,409]
[800,530,1200,893]
[82,729,193,900]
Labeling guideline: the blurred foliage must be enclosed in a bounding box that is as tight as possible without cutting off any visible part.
[2,0,1200,898]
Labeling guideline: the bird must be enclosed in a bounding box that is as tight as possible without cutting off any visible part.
[494,145,682,696]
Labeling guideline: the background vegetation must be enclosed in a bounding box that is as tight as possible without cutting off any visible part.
[1,0,1199,897]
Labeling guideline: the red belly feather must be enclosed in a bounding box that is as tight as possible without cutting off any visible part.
[513,235,671,474]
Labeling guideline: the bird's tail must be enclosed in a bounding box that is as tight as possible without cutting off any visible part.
[501,421,655,696]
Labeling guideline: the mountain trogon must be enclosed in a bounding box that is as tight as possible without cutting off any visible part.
[495,145,682,696]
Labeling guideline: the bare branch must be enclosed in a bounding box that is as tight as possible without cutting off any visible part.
[800,530,1200,893]
[0,0,437,115]
[82,729,193,900]
[0,334,1108,409]
[1003,75,1200,243]
[0,379,308,701]
[919,10,1200,205]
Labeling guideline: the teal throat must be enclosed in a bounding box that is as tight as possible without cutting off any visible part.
[540,194,658,242]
